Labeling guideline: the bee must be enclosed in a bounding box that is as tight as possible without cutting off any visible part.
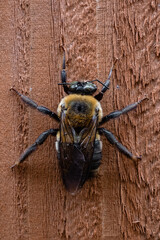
[11,53,147,194]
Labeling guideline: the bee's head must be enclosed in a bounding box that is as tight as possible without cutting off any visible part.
[59,81,97,95]
[68,81,97,95]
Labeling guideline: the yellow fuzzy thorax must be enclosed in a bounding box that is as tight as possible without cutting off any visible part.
[57,94,103,128]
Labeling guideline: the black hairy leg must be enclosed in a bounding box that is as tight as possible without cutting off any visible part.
[61,52,70,95]
[100,98,148,125]
[10,88,60,122]
[94,59,117,101]
[98,128,141,161]
[11,128,58,168]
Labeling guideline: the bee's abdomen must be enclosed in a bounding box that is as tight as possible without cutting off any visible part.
[90,139,102,175]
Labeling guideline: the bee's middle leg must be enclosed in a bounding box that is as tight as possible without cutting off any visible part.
[11,128,58,168]
[98,128,141,161]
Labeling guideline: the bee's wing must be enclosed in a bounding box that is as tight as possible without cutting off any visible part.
[59,110,85,193]
[59,110,98,194]
[78,115,98,186]
[59,143,86,193]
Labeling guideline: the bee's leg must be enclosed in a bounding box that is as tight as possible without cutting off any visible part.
[11,128,58,168]
[61,52,70,95]
[94,61,117,101]
[99,98,148,125]
[10,88,60,122]
[98,128,141,161]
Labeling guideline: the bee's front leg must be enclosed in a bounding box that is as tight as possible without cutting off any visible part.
[10,88,60,122]
[94,59,118,101]
[61,51,70,95]
[11,128,58,168]
[100,98,148,125]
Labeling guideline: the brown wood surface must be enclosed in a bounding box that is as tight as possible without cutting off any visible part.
[0,0,160,239]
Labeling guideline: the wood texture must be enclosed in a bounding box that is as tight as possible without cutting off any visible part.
[0,0,159,239]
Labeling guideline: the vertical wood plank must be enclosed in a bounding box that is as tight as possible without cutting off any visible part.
[96,0,122,239]
[59,1,102,239]
[0,1,16,239]
[113,0,160,239]
[0,0,159,239]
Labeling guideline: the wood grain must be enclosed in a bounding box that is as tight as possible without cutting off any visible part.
[0,0,159,239]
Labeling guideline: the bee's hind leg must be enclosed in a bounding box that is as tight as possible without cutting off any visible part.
[98,128,141,161]
[11,128,58,168]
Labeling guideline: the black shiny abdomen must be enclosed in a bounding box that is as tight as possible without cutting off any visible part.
[89,139,102,175]
[55,139,102,175]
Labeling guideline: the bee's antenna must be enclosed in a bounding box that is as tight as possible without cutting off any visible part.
[62,51,65,70]
[58,83,71,85]
[90,79,109,89]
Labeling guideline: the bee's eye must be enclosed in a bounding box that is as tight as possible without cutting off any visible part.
[84,83,97,93]
[69,81,78,91]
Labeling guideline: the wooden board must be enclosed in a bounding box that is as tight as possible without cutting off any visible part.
[0,0,159,239]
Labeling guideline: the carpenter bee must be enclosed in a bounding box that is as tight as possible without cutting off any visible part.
[11,53,147,194]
